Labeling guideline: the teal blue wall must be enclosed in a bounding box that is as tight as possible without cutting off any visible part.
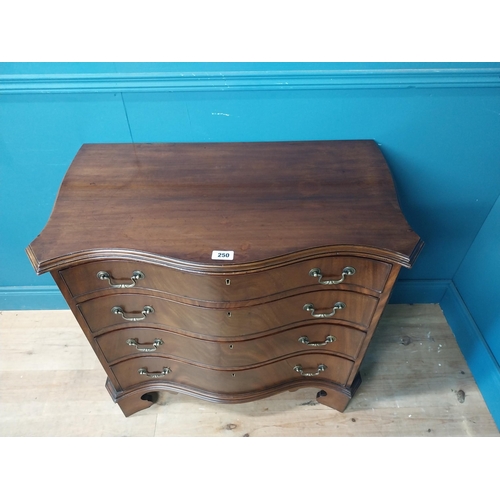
[455,195,500,357]
[1,62,499,425]
[445,193,500,423]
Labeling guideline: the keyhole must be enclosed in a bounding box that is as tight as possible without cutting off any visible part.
[227,311,232,317]
[225,279,231,285]
[229,344,233,349]
[232,373,236,377]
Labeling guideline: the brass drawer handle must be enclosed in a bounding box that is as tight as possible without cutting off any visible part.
[127,338,164,352]
[138,367,171,378]
[303,302,345,318]
[309,267,355,285]
[111,305,154,321]
[298,335,336,346]
[97,270,145,288]
[294,364,327,377]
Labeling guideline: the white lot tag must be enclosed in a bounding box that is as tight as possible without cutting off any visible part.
[211,250,234,260]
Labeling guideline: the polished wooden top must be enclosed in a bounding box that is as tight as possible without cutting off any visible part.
[27,141,423,273]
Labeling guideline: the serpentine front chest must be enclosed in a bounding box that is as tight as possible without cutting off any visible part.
[27,141,423,416]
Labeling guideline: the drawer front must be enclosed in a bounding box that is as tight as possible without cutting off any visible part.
[111,354,354,393]
[60,256,391,301]
[79,290,378,336]
[96,324,366,366]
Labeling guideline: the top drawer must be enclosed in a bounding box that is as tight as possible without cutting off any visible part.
[59,256,391,302]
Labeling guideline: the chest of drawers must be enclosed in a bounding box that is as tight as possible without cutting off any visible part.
[27,141,423,417]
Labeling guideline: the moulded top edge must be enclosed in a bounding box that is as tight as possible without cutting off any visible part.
[27,244,422,276]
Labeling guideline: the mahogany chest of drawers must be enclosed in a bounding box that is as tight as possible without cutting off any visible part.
[27,141,423,417]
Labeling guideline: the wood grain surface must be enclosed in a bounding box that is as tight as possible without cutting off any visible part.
[27,141,423,273]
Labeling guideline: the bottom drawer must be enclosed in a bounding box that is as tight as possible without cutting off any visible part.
[111,354,354,394]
